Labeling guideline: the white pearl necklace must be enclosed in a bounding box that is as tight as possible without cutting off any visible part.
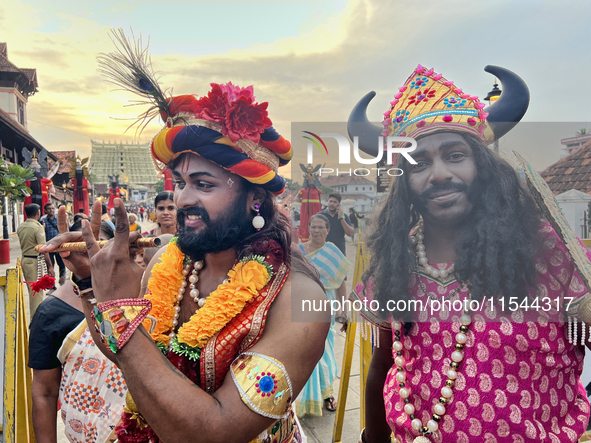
[410,223,454,279]
[393,311,472,441]
[169,260,204,342]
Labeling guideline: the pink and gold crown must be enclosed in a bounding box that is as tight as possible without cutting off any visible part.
[382,64,494,143]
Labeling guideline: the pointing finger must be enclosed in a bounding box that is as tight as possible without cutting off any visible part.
[113,198,130,252]
[57,205,69,234]
[81,220,100,258]
[90,200,102,240]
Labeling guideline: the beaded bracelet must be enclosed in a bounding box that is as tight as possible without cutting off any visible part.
[90,298,153,353]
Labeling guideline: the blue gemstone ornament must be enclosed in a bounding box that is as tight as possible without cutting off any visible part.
[259,375,275,393]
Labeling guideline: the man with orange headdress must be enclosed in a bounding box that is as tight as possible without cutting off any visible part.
[41,30,328,443]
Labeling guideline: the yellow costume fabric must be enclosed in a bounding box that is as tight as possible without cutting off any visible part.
[231,352,293,420]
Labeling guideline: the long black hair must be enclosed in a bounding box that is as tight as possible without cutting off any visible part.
[237,180,323,289]
[363,132,543,317]
[154,191,175,206]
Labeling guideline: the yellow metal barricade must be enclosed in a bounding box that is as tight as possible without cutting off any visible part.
[2,259,36,442]
[333,237,372,443]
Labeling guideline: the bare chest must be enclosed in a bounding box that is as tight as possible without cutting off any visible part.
[176,275,226,327]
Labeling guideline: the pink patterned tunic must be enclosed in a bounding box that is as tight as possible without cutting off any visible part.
[354,222,591,442]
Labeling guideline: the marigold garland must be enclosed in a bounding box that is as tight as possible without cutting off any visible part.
[145,239,272,350]
[145,240,185,344]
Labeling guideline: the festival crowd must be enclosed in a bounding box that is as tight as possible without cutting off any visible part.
[19,31,591,443]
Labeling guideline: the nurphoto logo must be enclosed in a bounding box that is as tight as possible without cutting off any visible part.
[303,132,418,177]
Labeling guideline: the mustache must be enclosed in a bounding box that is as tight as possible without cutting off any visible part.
[419,181,468,200]
[177,206,210,225]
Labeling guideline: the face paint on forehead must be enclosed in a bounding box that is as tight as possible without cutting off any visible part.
[180,155,191,175]
[227,177,235,188]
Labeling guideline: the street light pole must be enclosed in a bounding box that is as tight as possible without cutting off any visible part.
[484,80,502,153]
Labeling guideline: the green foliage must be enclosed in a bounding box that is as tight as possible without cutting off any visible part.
[155,179,164,194]
[285,178,301,192]
[320,185,334,195]
[88,172,98,185]
[576,128,589,136]
[0,158,36,203]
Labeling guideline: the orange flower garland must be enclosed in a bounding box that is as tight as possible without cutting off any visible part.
[145,240,185,344]
[177,260,269,348]
[145,239,271,350]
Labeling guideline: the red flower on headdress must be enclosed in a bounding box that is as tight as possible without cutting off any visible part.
[219,82,255,102]
[191,82,272,144]
[192,84,228,123]
[225,97,272,143]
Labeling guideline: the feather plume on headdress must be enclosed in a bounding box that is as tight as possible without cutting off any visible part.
[97,28,170,134]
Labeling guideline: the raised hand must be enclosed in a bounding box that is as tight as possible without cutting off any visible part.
[80,199,144,303]
[38,200,102,279]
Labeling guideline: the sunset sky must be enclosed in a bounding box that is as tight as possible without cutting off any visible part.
[2,0,591,177]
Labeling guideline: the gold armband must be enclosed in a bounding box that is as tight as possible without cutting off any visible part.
[230,352,293,420]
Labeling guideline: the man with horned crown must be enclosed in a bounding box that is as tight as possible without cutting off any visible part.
[40,30,328,442]
[348,64,591,442]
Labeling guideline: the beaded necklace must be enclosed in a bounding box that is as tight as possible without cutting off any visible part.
[396,223,472,442]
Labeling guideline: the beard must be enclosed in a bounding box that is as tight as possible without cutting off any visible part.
[176,192,254,261]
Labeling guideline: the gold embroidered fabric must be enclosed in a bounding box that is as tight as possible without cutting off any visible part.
[230,352,292,420]
[248,409,299,443]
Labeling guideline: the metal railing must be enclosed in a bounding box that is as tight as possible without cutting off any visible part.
[1,260,36,442]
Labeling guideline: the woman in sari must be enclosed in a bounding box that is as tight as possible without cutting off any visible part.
[128,213,141,232]
[29,221,126,443]
[295,214,351,417]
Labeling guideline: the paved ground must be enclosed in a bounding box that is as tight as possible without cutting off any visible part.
[2,227,362,442]
[299,241,362,443]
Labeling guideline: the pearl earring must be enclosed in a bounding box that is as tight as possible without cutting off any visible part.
[252,204,265,231]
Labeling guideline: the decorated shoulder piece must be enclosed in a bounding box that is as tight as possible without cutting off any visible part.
[230,352,293,420]
[514,151,591,343]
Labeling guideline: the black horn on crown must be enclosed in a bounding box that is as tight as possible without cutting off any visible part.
[483,65,530,140]
[347,91,385,157]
